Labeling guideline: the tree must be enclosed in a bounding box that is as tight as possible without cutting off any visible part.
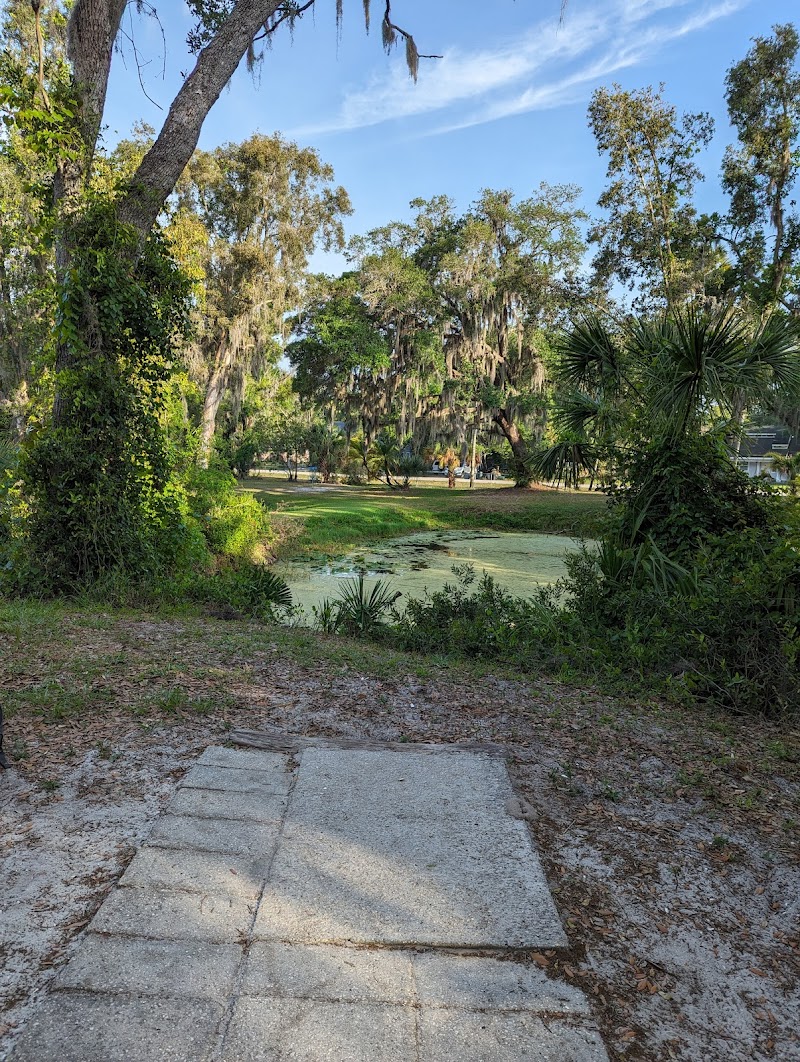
[0,129,50,434]
[288,274,395,448]
[538,306,800,508]
[56,2,427,241]
[294,186,585,485]
[719,23,800,314]
[588,84,716,309]
[1,0,436,581]
[712,23,800,439]
[0,1,68,434]
[369,427,403,488]
[407,186,586,483]
[177,133,350,464]
[306,421,347,482]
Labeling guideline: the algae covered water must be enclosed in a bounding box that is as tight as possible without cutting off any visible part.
[274,530,582,619]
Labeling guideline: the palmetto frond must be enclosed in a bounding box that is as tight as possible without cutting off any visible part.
[324,573,402,635]
[597,535,698,597]
[629,305,800,435]
[552,391,602,436]
[748,313,800,395]
[530,441,599,488]
[555,314,623,392]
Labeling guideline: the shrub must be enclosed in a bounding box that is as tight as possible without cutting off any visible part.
[184,462,271,562]
[316,573,400,636]
[562,529,800,716]
[395,454,427,488]
[215,430,261,478]
[392,564,563,665]
[184,562,292,620]
[341,460,367,485]
[607,433,773,560]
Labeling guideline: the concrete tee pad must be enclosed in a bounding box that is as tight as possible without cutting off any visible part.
[256,747,567,948]
[10,741,608,1061]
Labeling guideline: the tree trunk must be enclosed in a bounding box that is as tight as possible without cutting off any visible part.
[198,338,234,466]
[199,370,226,468]
[728,390,747,458]
[492,409,531,486]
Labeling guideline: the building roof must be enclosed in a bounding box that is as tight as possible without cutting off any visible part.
[739,427,799,459]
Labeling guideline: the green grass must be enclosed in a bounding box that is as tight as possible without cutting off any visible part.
[240,479,607,560]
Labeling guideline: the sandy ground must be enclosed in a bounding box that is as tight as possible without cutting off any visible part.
[1,614,798,1061]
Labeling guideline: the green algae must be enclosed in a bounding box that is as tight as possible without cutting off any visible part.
[274,530,583,619]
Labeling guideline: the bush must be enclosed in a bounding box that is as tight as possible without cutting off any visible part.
[0,435,20,552]
[184,562,292,620]
[395,454,427,488]
[215,431,260,479]
[316,573,400,636]
[561,529,800,716]
[607,434,773,559]
[392,564,563,665]
[184,462,271,562]
[341,460,367,485]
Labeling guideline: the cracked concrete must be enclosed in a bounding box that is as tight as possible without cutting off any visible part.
[10,743,608,1061]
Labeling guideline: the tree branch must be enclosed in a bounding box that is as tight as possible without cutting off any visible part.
[118,0,285,234]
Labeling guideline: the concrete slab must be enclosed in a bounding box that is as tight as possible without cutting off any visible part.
[412,952,590,1013]
[256,821,565,947]
[240,942,414,1003]
[221,997,417,1062]
[419,1010,609,1061]
[10,743,608,1062]
[197,746,291,774]
[119,846,264,900]
[169,786,287,823]
[54,935,242,1001]
[255,747,566,948]
[180,763,292,795]
[10,992,222,1062]
[147,813,282,856]
[288,747,510,820]
[90,885,253,943]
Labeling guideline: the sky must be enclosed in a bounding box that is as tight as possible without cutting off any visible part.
[102,0,797,273]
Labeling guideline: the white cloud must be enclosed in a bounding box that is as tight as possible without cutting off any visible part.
[434,0,746,135]
[291,0,745,138]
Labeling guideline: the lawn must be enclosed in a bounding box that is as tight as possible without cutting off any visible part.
[238,477,608,560]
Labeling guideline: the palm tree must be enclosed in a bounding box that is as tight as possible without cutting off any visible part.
[536,305,800,489]
[434,445,459,489]
[369,430,402,489]
[765,451,800,493]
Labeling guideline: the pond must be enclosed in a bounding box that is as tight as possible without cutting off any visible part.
[273,530,584,620]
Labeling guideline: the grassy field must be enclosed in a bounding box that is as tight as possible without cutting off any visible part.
[239,477,608,560]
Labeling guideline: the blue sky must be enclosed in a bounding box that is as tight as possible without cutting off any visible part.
[104,0,796,272]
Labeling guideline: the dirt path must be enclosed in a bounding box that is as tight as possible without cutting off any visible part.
[1,610,798,1060]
